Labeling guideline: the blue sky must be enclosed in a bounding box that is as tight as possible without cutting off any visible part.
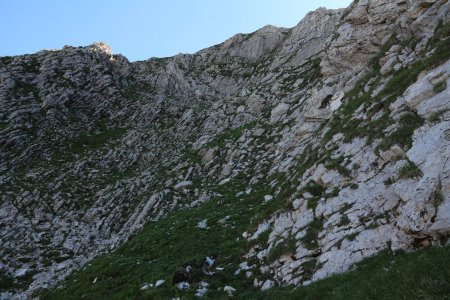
[1,0,352,61]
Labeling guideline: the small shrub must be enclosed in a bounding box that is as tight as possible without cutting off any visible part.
[69,127,127,154]
[326,187,340,198]
[302,259,321,281]
[384,178,394,186]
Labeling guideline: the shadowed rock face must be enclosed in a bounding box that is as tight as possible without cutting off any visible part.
[1,0,450,298]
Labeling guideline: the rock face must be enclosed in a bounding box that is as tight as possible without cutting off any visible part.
[1,0,450,298]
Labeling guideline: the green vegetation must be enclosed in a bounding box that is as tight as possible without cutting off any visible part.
[322,20,450,154]
[0,56,13,65]
[21,57,41,73]
[68,127,127,155]
[302,181,325,197]
[347,232,359,241]
[376,113,424,154]
[204,122,256,149]
[12,80,40,99]
[324,156,351,177]
[347,182,359,190]
[1,270,39,293]
[398,160,422,179]
[427,109,449,124]
[301,218,323,250]
[280,58,323,94]
[0,273,14,291]
[433,80,447,94]
[267,236,297,263]
[39,175,281,299]
[240,246,450,299]
[338,215,350,227]
[40,181,450,299]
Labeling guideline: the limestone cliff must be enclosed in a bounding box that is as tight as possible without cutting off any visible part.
[1,0,450,298]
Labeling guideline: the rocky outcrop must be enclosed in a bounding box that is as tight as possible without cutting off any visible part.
[1,0,450,298]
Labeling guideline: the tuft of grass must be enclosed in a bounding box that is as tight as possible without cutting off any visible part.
[398,160,422,179]
[376,113,424,153]
[427,109,448,124]
[301,218,324,250]
[433,80,447,94]
[348,182,359,190]
[267,236,297,263]
[347,232,359,242]
[325,156,351,177]
[303,182,325,197]
[338,215,350,227]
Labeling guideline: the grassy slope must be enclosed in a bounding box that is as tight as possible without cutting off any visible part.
[40,175,450,299]
[241,247,450,300]
[40,177,276,299]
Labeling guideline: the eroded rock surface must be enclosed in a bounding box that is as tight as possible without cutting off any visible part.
[1,0,450,298]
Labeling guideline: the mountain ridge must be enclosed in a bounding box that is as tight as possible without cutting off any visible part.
[1,0,450,298]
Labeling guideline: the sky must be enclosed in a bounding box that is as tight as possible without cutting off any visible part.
[1,0,352,62]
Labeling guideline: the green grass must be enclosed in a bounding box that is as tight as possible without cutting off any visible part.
[376,113,424,154]
[39,176,283,299]
[302,182,325,198]
[239,246,450,299]
[267,236,297,263]
[434,80,447,94]
[68,127,127,155]
[203,122,257,149]
[398,160,422,179]
[12,80,40,99]
[324,156,351,177]
[39,188,450,300]
[427,109,449,124]
[301,218,323,250]
[322,20,450,152]
[338,215,350,227]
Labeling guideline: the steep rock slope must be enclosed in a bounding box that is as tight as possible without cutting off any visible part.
[1,0,450,298]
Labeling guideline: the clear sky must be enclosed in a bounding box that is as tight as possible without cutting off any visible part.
[1,0,352,61]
